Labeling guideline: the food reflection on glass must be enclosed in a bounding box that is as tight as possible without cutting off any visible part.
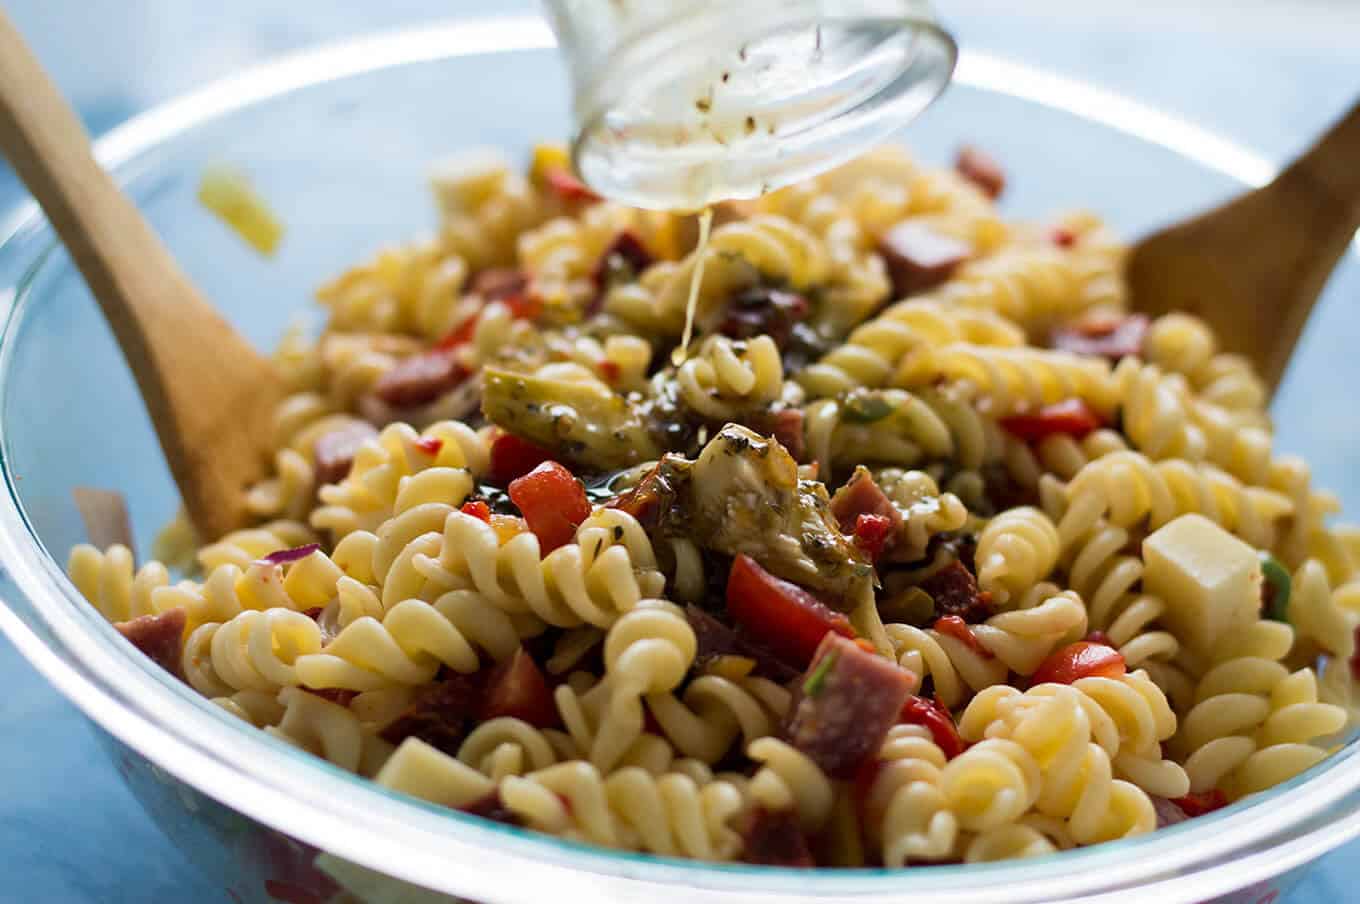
[65,138,1360,868]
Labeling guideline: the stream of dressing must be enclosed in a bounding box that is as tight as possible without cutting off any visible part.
[671,206,714,366]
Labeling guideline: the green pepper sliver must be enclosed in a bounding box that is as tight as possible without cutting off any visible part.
[802,648,840,697]
[1259,552,1292,623]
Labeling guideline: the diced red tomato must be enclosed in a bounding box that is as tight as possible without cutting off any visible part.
[853,513,894,561]
[1051,226,1077,248]
[900,695,967,759]
[480,648,560,728]
[725,554,855,669]
[413,436,444,457]
[1032,641,1126,685]
[933,615,993,659]
[1000,399,1103,442]
[543,167,601,204]
[1173,789,1229,818]
[459,500,492,522]
[489,432,557,486]
[508,461,592,552]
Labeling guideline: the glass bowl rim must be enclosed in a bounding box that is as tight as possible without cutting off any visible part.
[2,13,1359,902]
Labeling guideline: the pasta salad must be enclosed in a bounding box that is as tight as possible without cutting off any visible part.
[67,142,1360,867]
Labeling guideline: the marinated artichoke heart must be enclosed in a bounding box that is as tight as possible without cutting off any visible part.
[482,366,661,470]
[687,423,871,607]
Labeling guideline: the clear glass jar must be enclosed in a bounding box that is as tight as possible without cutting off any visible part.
[542,0,956,208]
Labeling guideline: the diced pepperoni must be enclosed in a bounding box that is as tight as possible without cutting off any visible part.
[114,608,186,679]
[1050,226,1077,248]
[373,350,468,408]
[877,222,971,297]
[955,145,1006,199]
[917,561,992,623]
[469,268,530,301]
[606,457,681,531]
[932,615,993,659]
[1350,626,1360,682]
[829,468,904,535]
[1050,314,1149,362]
[459,789,524,826]
[313,422,378,485]
[480,648,559,729]
[1151,795,1190,829]
[785,633,918,778]
[379,673,484,755]
[717,287,811,349]
[740,808,815,867]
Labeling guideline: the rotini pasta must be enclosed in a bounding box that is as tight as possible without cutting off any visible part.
[68,140,1358,871]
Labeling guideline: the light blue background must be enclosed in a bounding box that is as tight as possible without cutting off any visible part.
[1,1,1357,900]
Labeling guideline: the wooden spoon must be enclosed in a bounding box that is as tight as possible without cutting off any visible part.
[1128,98,1360,394]
[0,12,280,541]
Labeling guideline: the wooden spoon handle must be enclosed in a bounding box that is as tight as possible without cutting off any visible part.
[0,11,277,539]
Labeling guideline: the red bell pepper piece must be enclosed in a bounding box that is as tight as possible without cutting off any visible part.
[543,167,601,204]
[489,432,557,486]
[480,648,560,729]
[853,513,894,561]
[1032,641,1126,686]
[725,554,855,669]
[508,461,592,552]
[933,615,993,659]
[1000,399,1103,442]
[1172,789,1229,818]
[899,695,966,759]
[459,500,492,522]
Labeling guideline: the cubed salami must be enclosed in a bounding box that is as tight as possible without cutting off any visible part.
[469,268,530,301]
[739,808,814,867]
[373,350,467,408]
[1050,314,1149,362]
[878,221,971,297]
[114,608,186,679]
[784,633,917,777]
[955,145,1006,199]
[829,467,903,535]
[313,421,378,485]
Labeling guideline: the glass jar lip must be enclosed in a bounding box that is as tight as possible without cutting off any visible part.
[565,1,958,209]
[0,14,1357,902]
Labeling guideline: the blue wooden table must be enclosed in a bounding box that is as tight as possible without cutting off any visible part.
[1,2,1357,900]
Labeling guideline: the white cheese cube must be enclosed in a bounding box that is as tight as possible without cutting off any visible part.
[1142,514,1262,657]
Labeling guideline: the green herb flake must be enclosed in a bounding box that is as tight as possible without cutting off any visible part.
[802,648,839,697]
[1259,552,1292,623]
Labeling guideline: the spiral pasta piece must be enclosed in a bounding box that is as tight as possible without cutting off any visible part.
[675,335,783,421]
[68,544,170,622]
[975,507,1061,606]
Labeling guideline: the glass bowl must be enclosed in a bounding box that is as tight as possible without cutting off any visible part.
[2,14,1359,904]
